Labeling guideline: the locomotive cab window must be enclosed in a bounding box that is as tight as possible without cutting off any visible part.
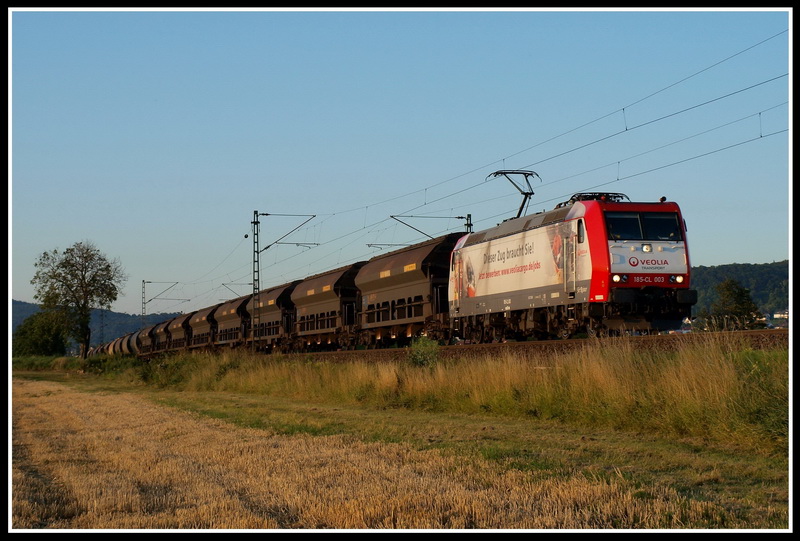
[606,212,682,241]
[642,213,682,240]
[606,212,642,240]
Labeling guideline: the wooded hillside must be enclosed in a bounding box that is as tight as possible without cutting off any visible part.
[11,299,182,348]
[690,260,789,317]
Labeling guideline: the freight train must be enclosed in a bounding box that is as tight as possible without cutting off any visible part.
[90,174,698,358]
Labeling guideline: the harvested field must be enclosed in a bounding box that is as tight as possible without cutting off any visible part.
[11,377,789,531]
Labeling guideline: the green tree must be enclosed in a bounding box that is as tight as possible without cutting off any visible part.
[709,278,764,330]
[12,311,70,356]
[31,241,127,359]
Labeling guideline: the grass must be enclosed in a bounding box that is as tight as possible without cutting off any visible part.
[11,333,789,529]
[63,333,787,455]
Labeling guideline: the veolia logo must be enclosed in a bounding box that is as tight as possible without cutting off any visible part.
[630,257,670,266]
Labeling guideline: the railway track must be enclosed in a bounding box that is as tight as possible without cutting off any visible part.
[291,328,789,363]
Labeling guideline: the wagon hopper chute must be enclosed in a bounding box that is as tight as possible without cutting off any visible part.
[152,320,172,353]
[215,295,252,347]
[355,233,462,347]
[290,263,366,350]
[167,313,194,352]
[247,281,300,352]
[189,304,222,349]
[137,324,157,356]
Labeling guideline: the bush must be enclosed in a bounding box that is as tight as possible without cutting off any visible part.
[407,336,440,367]
[12,356,69,371]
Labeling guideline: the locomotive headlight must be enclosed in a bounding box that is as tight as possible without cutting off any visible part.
[675,275,685,284]
[642,243,653,253]
[613,274,621,283]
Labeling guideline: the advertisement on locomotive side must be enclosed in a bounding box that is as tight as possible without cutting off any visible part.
[449,220,591,303]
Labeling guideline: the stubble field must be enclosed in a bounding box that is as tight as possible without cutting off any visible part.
[12,375,788,531]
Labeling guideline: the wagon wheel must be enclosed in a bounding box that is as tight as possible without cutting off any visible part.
[587,324,608,339]
[469,327,484,344]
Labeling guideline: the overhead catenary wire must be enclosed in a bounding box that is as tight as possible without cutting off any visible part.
[168,105,787,314]
[175,114,787,313]
[153,29,787,313]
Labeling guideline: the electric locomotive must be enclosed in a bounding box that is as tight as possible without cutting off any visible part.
[448,191,697,340]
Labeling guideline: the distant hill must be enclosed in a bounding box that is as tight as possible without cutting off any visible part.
[11,260,789,346]
[11,300,182,348]
[12,299,41,330]
[690,260,789,317]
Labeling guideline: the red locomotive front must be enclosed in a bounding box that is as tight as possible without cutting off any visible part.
[579,194,697,333]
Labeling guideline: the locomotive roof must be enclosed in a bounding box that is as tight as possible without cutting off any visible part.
[461,192,677,248]
[462,206,572,248]
[554,192,630,207]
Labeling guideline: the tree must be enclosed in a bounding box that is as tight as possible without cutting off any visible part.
[12,311,70,356]
[709,278,764,330]
[31,241,127,359]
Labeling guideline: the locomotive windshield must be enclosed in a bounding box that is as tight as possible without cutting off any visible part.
[605,212,683,241]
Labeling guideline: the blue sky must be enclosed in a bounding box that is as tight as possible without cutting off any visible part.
[10,8,791,317]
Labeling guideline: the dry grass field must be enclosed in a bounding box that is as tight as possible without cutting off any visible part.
[11,370,789,531]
